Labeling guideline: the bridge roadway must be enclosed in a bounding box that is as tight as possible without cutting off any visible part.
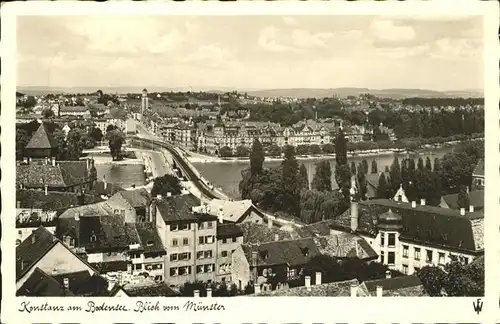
[128,136,222,200]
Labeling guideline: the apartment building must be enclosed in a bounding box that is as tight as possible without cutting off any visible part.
[330,199,484,275]
[216,223,244,283]
[154,194,218,286]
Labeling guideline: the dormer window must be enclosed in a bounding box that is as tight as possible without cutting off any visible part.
[90,234,97,243]
[300,247,309,257]
[259,250,268,260]
[146,240,154,247]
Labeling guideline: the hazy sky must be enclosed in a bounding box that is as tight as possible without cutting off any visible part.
[17,15,484,91]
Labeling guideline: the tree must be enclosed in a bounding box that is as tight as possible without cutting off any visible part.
[24,95,37,109]
[250,138,264,175]
[433,157,441,173]
[357,163,367,200]
[389,157,401,193]
[106,129,125,161]
[417,157,424,171]
[66,128,85,160]
[376,173,391,199]
[350,161,357,176]
[89,127,103,143]
[312,161,332,191]
[322,143,335,154]
[298,163,309,190]
[281,145,300,216]
[361,159,369,175]
[235,145,250,158]
[425,157,432,171]
[371,159,378,174]
[457,185,470,209]
[418,266,447,296]
[151,174,182,197]
[16,129,30,160]
[335,128,348,166]
[42,108,55,119]
[384,165,390,173]
[219,146,233,157]
[52,128,68,160]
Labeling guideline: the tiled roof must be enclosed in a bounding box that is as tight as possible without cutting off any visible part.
[442,190,484,210]
[116,188,150,208]
[206,199,254,222]
[135,222,166,254]
[239,222,295,245]
[17,161,91,188]
[255,279,362,297]
[59,106,88,113]
[16,189,104,211]
[25,123,58,149]
[90,261,128,273]
[217,223,244,239]
[332,200,484,253]
[242,238,321,267]
[123,283,180,297]
[361,275,425,296]
[156,194,215,223]
[315,233,378,260]
[52,270,109,296]
[59,201,114,219]
[17,267,73,296]
[16,226,58,280]
[472,159,484,177]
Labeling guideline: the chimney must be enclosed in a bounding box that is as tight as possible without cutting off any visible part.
[45,157,49,165]
[218,208,224,223]
[411,201,416,208]
[16,201,20,209]
[193,290,200,297]
[350,202,358,232]
[86,159,90,170]
[63,278,70,290]
[315,272,322,285]
[32,235,36,244]
[75,212,80,221]
[29,157,32,164]
[466,186,470,193]
[469,205,475,213]
[274,234,279,242]
[44,185,48,196]
[420,198,426,206]
[305,276,311,291]
[23,157,28,164]
[329,229,335,236]
[167,192,172,197]
[103,176,107,190]
[376,285,383,297]
[52,157,56,166]
[206,288,212,297]
[350,283,357,297]
[460,208,466,216]
[254,284,260,294]
[156,194,162,200]
[385,270,391,279]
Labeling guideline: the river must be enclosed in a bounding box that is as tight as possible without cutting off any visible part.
[95,164,146,188]
[192,147,455,199]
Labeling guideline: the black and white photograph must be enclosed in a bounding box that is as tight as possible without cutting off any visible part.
[2,1,499,323]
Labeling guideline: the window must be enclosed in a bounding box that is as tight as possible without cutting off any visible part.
[170,224,178,231]
[198,222,204,230]
[172,239,178,247]
[197,265,204,273]
[287,268,297,279]
[402,264,408,275]
[414,267,420,273]
[178,266,191,276]
[199,236,204,244]
[414,248,421,260]
[380,251,385,264]
[388,252,395,265]
[154,275,163,282]
[207,221,213,228]
[388,233,396,247]
[135,264,142,270]
[232,237,237,243]
[426,250,433,263]
[170,253,178,262]
[204,250,213,258]
[180,223,190,231]
[380,233,385,246]
[183,238,189,246]
[222,251,228,257]
[438,252,445,265]
[402,245,409,258]
[206,236,214,244]
[197,251,204,259]
[222,238,227,244]
[179,252,191,261]
[170,268,178,277]
[205,264,214,273]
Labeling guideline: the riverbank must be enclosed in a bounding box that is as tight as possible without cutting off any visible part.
[85,151,143,165]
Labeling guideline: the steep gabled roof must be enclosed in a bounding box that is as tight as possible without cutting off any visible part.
[255,279,362,297]
[25,123,58,149]
[361,275,425,296]
[17,267,73,296]
[16,226,58,280]
[442,190,484,210]
[116,188,150,208]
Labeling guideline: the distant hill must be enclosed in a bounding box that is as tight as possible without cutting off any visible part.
[245,88,484,99]
[17,86,483,99]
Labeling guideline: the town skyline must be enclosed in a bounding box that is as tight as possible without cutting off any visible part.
[18,15,484,92]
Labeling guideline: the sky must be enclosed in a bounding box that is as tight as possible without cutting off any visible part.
[17,15,484,91]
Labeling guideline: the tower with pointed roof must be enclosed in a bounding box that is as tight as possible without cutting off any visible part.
[141,88,149,115]
[24,123,58,159]
[377,208,403,270]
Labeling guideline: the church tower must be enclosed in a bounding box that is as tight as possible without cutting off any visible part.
[141,88,149,114]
